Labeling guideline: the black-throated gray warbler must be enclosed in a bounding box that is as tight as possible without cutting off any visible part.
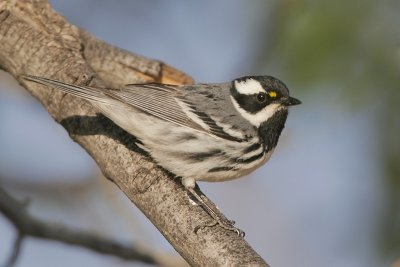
[23,75,300,236]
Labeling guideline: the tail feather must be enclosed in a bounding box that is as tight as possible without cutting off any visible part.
[22,75,109,104]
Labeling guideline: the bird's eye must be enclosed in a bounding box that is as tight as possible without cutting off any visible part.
[256,93,266,103]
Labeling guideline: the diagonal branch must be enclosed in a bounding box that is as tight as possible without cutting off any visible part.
[0,1,268,266]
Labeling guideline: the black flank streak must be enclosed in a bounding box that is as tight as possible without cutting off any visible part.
[243,143,261,154]
[258,109,288,151]
[188,149,222,161]
[235,151,265,164]
[208,166,234,172]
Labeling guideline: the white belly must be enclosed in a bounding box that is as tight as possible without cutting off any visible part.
[94,103,273,187]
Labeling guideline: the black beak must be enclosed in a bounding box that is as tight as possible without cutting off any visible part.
[282,96,302,106]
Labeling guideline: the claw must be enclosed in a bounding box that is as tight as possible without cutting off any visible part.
[194,220,218,234]
[187,186,245,237]
[194,218,245,237]
[237,229,245,238]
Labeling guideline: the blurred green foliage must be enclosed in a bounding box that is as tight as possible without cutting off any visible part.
[264,0,400,98]
[258,0,400,258]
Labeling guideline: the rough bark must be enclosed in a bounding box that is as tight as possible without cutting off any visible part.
[0,1,268,266]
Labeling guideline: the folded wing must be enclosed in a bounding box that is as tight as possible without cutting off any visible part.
[23,76,243,142]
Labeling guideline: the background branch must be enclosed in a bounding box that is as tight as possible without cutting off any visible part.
[0,1,268,266]
[3,232,24,267]
[0,186,157,266]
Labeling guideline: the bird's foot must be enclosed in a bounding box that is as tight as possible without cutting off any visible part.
[194,218,245,237]
[187,187,245,237]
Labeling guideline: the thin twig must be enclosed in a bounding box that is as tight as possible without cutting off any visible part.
[0,185,157,265]
[3,232,24,267]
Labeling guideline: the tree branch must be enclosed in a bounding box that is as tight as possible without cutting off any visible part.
[3,232,24,267]
[0,1,268,266]
[0,186,157,266]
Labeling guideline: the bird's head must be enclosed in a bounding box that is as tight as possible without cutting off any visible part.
[230,75,301,127]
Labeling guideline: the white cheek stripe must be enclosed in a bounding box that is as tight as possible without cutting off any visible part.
[234,79,264,95]
[230,96,282,127]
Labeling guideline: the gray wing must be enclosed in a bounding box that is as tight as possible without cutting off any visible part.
[109,83,243,141]
[107,83,209,134]
[22,75,243,141]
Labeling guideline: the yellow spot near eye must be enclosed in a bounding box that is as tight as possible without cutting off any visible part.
[268,91,277,98]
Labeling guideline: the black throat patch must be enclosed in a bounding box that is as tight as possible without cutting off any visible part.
[258,109,288,151]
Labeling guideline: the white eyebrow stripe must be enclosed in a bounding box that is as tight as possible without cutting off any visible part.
[234,79,265,95]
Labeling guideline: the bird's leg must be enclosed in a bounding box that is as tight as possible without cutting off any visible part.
[186,186,245,237]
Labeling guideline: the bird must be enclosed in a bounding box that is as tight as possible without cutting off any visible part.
[23,74,301,236]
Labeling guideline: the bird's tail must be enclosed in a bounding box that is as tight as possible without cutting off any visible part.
[22,75,109,104]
